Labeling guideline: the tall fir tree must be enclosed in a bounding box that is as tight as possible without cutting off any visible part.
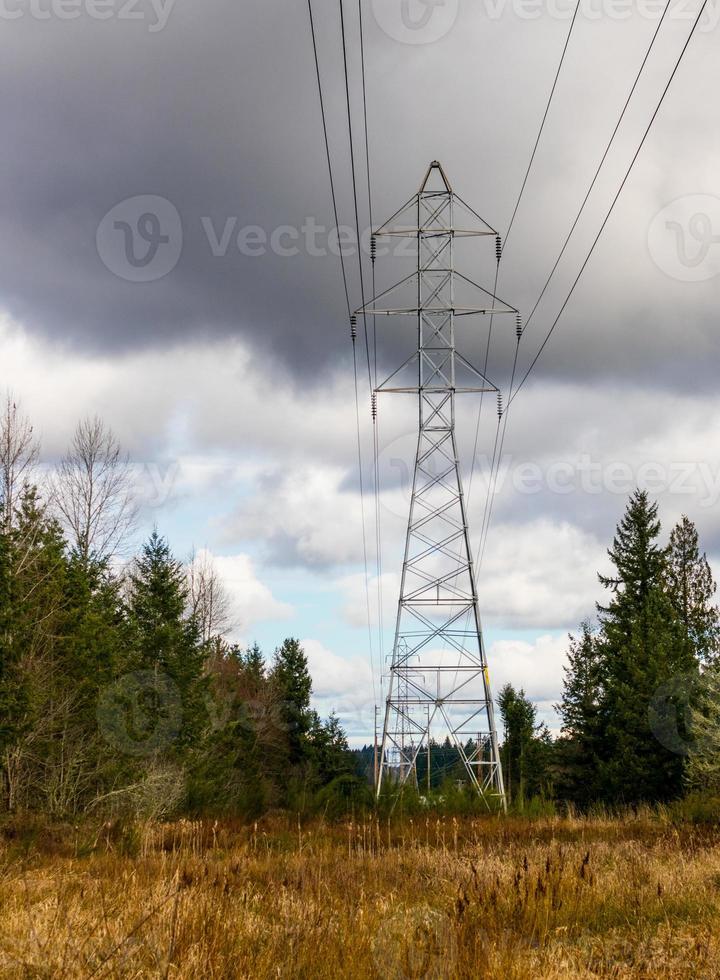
[0,402,361,820]
[498,684,536,806]
[242,642,266,689]
[306,711,351,786]
[269,637,312,767]
[0,507,25,774]
[556,623,604,805]
[686,661,720,795]
[58,555,124,721]
[597,491,692,803]
[2,488,69,812]
[666,516,720,665]
[127,531,207,750]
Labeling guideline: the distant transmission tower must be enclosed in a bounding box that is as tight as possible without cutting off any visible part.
[358,162,518,810]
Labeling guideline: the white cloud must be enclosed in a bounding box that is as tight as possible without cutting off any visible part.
[303,637,375,704]
[480,518,608,629]
[338,571,400,630]
[226,465,373,567]
[192,548,293,638]
[487,633,569,704]
[0,314,357,465]
[302,638,377,740]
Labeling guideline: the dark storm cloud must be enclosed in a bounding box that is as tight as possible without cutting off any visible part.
[0,0,717,390]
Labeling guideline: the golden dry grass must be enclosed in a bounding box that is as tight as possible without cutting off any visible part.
[1,812,720,978]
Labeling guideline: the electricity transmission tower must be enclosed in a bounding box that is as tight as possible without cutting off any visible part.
[358,162,518,810]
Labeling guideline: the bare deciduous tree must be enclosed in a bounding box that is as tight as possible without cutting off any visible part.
[54,415,137,562]
[0,394,39,532]
[187,549,233,644]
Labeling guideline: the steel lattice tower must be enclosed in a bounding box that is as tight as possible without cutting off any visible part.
[358,162,518,809]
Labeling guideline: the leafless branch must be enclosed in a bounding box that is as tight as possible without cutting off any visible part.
[53,415,138,562]
[0,393,39,532]
[187,549,233,644]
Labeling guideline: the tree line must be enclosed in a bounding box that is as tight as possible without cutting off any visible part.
[2,396,719,819]
[493,490,720,810]
[0,398,358,820]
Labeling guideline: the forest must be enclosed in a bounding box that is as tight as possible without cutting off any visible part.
[1,396,719,823]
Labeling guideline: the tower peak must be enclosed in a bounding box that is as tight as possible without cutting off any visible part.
[419,160,452,194]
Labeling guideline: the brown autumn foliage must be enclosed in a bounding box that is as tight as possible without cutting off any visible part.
[1,811,720,978]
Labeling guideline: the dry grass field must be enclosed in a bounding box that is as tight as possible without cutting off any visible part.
[1,811,720,979]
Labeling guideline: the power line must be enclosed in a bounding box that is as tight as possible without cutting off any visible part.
[358,0,376,385]
[466,0,580,525]
[503,0,581,254]
[478,343,519,568]
[352,337,378,705]
[465,251,501,506]
[519,0,673,343]
[307,0,352,318]
[478,0,710,568]
[307,0,376,702]
[339,0,373,392]
[358,0,385,690]
[510,0,709,406]
[461,0,582,636]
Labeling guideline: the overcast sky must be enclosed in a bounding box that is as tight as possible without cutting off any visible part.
[1,0,718,740]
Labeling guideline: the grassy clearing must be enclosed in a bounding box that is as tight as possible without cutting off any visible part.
[1,812,720,978]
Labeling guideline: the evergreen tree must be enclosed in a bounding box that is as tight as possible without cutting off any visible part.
[598,490,668,618]
[188,640,280,817]
[269,638,312,766]
[527,724,556,800]
[666,516,720,665]
[0,508,25,772]
[41,554,130,813]
[307,711,351,786]
[127,531,207,750]
[242,642,266,688]
[556,623,604,804]
[58,555,124,718]
[597,491,692,803]
[2,488,69,812]
[0,404,363,820]
[686,662,720,795]
[498,684,536,806]
[187,688,268,818]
